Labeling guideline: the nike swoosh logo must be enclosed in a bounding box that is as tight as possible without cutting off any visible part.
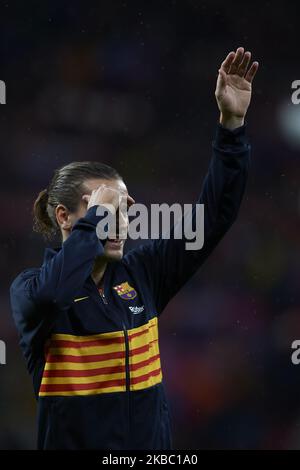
[74,296,89,303]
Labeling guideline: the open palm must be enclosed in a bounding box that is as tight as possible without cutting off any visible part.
[215,48,259,120]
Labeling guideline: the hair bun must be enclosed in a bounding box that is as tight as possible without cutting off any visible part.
[33,189,55,239]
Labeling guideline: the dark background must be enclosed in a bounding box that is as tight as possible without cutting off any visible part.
[1,0,300,449]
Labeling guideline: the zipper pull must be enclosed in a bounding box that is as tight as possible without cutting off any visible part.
[98,287,108,305]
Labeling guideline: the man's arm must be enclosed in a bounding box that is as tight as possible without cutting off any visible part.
[125,47,259,313]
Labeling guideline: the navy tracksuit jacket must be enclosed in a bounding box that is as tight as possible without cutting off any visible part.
[10,125,250,450]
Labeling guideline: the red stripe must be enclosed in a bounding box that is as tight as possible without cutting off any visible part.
[46,350,125,363]
[43,353,161,378]
[46,343,150,364]
[128,328,149,341]
[40,370,161,393]
[128,323,156,341]
[130,354,160,372]
[130,367,161,385]
[129,344,150,357]
[43,365,125,377]
[50,337,124,348]
[40,378,126,393]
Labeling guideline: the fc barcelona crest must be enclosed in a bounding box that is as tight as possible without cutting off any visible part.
[113,282,137,300]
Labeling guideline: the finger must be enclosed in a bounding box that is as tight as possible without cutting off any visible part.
[215,69,227,98]
[237,51,251,77]
[127,195,135,206]
[101,185,124,196]
[229,47,245,74]
[96,184,109,192]
[220,51,235,74]
[245,61,259,83]
[89,185,105,199]
[82,194,91,203]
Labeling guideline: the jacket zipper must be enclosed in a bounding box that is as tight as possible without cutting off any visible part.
[122,324,130,392]
[98,288,108,305]
[97,283,131,443]
[123,322,131,446]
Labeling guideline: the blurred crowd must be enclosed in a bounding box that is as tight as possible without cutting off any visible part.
[0,1,300,449]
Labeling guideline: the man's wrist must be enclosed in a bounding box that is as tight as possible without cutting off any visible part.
[214,120,248,150]
[219,113,245,130]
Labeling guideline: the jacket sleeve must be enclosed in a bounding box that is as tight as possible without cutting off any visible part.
[125,124,250,314]
[10,206,105,367]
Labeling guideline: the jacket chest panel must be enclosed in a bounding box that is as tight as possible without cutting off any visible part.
[54,275,155,335]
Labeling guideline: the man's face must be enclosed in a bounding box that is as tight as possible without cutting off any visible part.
[72,178,130,262]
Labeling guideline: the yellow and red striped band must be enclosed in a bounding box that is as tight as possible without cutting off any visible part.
[39,317,162,397]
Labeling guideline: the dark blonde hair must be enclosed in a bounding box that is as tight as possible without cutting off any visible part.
[33,161,121,239]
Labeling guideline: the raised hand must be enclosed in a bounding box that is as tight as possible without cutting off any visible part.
[215,47,259,129]
[83,185,135,212]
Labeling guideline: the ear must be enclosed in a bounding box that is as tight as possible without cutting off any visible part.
[55,204,72,232]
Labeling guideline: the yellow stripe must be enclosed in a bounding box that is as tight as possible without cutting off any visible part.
[48,343,125,356]
[129,318,159,356]
[129,320,158,341]
[74,296,89,303]
[51,331,124,342]
[39,385,126,396]
[127,317,157,336]
[41,372,125,385]
[130,332,158,350]
[130,358,161,379]
[130,340,160,364]
[129,317,161,385]
[44,358,125,370]
[130,350,159,366]
[130,372,162,391]
[44,353,160,373]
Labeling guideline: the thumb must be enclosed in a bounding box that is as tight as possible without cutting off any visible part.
[215,68,227,96]
[218,68,227,84]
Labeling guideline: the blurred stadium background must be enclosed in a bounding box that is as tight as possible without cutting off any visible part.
[1,0,300,449]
